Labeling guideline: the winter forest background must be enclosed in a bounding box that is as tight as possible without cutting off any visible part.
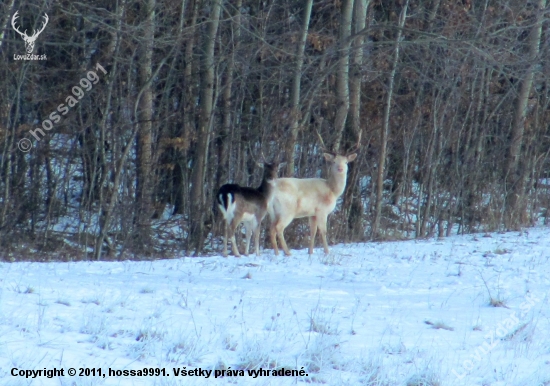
[0,0,549,260]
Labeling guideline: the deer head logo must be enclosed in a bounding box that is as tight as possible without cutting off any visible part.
[11,11,49,54]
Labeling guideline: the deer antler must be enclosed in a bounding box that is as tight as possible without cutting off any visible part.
[345,129,362,156]
[11,11,27,38]
[254,147,273,166]
[257,149,266,163]
[313,111,336,155]
[316,129,333,155]
[30,13,49,39]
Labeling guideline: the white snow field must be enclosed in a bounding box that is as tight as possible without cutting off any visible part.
[0,228,549,386]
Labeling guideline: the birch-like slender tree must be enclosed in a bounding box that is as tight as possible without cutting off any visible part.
[285,0,313,176]
[338,0,369,241]
[189,0,222,255]
[333,0,355,152]
[135,0,156,253]
[504,0,546,229]
[217,0,242,189]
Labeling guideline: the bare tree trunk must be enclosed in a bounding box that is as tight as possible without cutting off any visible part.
[93,0,126,260]
[342,0,369,241]
[216,0,242,189]
[333,0,355,152]
[504,0,546,229]
[213,0,239,241]
[183,0,199,142]
[372,0,408,239]
[155,0,188,217]
[0,0,16,50]
[94,55,171,259]
[462,67,489,232]
[0,70,23,229]
[419,94,440,237]
[94,0,173,260]
[92,0,126,258]
[173,0,199,218]
[188,0,222,256]
[349,0,369,139]
[285,0,313,176]
[135,0,156,253]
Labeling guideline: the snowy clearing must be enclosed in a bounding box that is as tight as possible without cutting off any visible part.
[0,228,549,385]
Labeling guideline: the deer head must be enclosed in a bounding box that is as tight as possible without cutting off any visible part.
[12,11,49,54]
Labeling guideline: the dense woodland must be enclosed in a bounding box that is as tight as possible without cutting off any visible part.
[0,0,549,260]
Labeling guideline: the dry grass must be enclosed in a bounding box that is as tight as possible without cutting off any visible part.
[424,320,454,331]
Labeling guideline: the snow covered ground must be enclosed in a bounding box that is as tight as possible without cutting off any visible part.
[0,228,549,385]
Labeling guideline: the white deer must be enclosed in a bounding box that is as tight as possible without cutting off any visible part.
[268,132,360,255]
[12,11,49,54]
[217,161,284,257]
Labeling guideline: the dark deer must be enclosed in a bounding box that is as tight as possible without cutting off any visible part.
[217,161,283,257]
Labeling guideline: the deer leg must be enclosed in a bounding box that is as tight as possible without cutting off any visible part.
[318,215,330,254]
[230,233,240,257]
[308,216,318,255]
[222,221,229,257]
[229,219,241,257]
[270,218,280,256]
[254,222,261,256]
[275,220,292,256]
[243,221,253,256]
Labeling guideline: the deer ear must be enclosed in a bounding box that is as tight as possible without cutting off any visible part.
[347,153,357,162]
[323,153,335,161]
[278,162,287,169]
[256,162,264,168]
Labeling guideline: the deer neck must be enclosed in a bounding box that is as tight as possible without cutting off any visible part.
[327,171,347,198]
[257,178,272,197]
